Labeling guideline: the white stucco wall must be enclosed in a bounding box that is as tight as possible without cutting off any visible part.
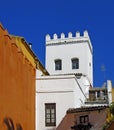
[36,31,93,130]
[45,31,93,85]
[107,80,113,105]
[36,74,90,130]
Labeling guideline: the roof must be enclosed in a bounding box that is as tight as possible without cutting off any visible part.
[67,106,108,114]
[11,35,49,75]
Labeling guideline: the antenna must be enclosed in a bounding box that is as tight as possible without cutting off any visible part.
[101,64,106,82]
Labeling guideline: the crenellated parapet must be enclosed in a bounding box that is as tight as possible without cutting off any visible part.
[46,30,92,53]
[46,31,89,41]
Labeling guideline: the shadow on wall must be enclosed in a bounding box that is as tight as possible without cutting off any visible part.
[3,117,23,130]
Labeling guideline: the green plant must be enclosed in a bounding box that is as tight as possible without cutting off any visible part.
[109,102,114,116]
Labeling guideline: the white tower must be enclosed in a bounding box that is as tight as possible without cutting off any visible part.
[45,31,93,85]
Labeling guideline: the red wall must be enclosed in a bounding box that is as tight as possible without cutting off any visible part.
[0,24,35,130]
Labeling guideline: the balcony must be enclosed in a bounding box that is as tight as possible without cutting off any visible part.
[85,96,109,106]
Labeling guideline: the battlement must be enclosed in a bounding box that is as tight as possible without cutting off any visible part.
[46,30,89,42]
[46,30,92,52]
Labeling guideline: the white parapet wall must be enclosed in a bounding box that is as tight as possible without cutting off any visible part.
[45,31,92,50]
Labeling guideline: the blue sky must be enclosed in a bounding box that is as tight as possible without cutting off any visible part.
[0,0,114,87]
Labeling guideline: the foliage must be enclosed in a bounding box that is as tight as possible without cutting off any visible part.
[109,102,114,116]
[102,103,114,130]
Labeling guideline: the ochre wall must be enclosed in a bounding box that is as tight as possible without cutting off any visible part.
[0,24,35,130]
[112,88,114,102]
[14,36,36,68]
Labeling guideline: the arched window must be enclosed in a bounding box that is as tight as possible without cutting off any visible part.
[55,59,62,70]
[71,58,79,69]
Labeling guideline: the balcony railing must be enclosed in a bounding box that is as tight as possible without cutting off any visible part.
[85,97,109,105]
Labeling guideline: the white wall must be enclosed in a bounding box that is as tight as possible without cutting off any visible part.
[36,74,90,130]
[107,80,113,105]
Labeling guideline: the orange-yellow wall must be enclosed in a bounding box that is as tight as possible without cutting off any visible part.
[0,24,35,130]
[112,88,114,102]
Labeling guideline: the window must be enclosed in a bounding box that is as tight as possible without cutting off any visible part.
[97,91,100,98]
[80,115,89,124]
[72,58,79,69]
[45,103,56,127]
[78,115,92,130]
[55,59,62,70]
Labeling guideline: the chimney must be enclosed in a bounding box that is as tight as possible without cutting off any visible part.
[28,43,32,48]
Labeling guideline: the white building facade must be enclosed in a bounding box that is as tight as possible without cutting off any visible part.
[36,31,93,130]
